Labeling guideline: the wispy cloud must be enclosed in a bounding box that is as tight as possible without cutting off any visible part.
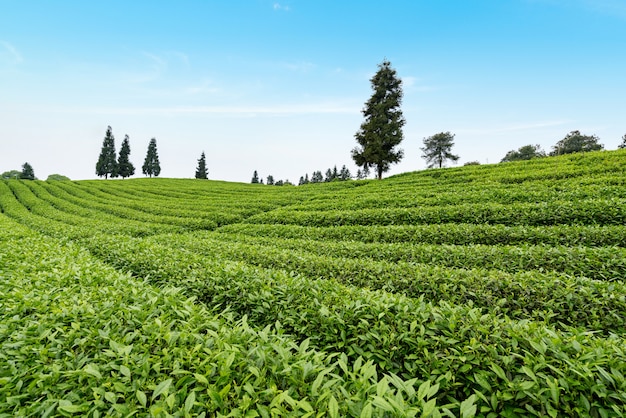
[0,41,23,64]
[273,3,290,11]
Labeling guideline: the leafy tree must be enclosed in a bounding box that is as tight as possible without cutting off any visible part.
[618,134,626,149]
[195,151,208,179]
[20,162,35,180]
[142,138,161,178]
[464,161,480,166]
[550,130,603,156]
[275,180,284,186]
[266,175,274,185]
[501,144,546,163]
[421,131,459,168]
[251,170,260,184]
[117,135,135,179]
[356,166,370,180]
[352,60,405,180]
[96,126,118,179]
[46,174,70,181]
[1,170,21,180]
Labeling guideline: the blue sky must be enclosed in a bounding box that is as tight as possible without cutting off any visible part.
[1,0,625,182]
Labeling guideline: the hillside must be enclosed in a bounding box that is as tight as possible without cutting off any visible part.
[1,150,626,417]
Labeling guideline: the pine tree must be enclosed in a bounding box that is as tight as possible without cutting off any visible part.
[266,175,274,185]
[20,162,35,180]
[352,60,405,180]
[96,126,118,179]
[117,135,135,179]
[251,170,260,184]
[195,152,208,179]
[339,165,351,181]
[421,132,460,168]
[142,138,161,178]
[311,171,324,183]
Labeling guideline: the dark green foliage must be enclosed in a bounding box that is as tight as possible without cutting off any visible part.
[501,144,546,162]
[46,174,70,181]
[20,162,35,180]
[251,170,260,184]
[550,130,603,156]
[339,165,352,181]
[266,175,274,185]
[618,134,626,149]
[96,126,118,179]
[311,171,323,183]
[142,138,161,178]
[195,151,208,179]
[421,131,459,168]
[1,170,21,180]
[117,135,135,179]
[352,60,405,180]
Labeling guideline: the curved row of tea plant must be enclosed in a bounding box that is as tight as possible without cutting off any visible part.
[0,216,445,417]
[82,233,626,416]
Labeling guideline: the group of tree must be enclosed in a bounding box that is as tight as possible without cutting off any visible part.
[96,126,161,179]
[1,163,36,180]
[250,171,292,186]
[500,130,625,163]
[298,165,352,185]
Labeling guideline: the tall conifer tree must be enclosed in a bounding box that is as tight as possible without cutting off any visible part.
[142,138,161,178]
[117,135,135,179]
[352,60,405,180]
[195,152,208,179]
[96,126,118,179]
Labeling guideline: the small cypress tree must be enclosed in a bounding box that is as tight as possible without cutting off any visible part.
[251,170,260,184]
[195,152,208,179]
[117,135,135,179]
[142,138,161,178]
[20,162,35,180]
[96,126,118,179]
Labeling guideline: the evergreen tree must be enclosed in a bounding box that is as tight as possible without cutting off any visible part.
[266,175,274,185]
[352,60,405,180]
[96,126,118,179]
[251,170,260,184]
[421,131,460,168]
[618,134,626,149]
[195,151,208,179]
[298,176,306,186]
[550,131,603,156]
[311,171,324,183]
[142,138,161,178]
[339,165,351,181]
[117,135,135,179]
[20,162,35,180]
[304,173,310,184]
[324,168,333,182]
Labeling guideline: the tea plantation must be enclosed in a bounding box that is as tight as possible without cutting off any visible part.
[1,150,625,417]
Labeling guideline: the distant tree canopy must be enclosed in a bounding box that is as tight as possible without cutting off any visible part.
[1,170,21,180]
[421,131,459,168]
[195,152,208,179]
[142,138,161,178]
[20,162,35,180]
[96,126,118,179]
[117,135,135,179]
[251,170,260,184]
[352,60,405,180]
[618,134,626,150]
[501,144,546,163]
[550,131,603,156]
[266,175,275,185]
[46,174,70,181]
